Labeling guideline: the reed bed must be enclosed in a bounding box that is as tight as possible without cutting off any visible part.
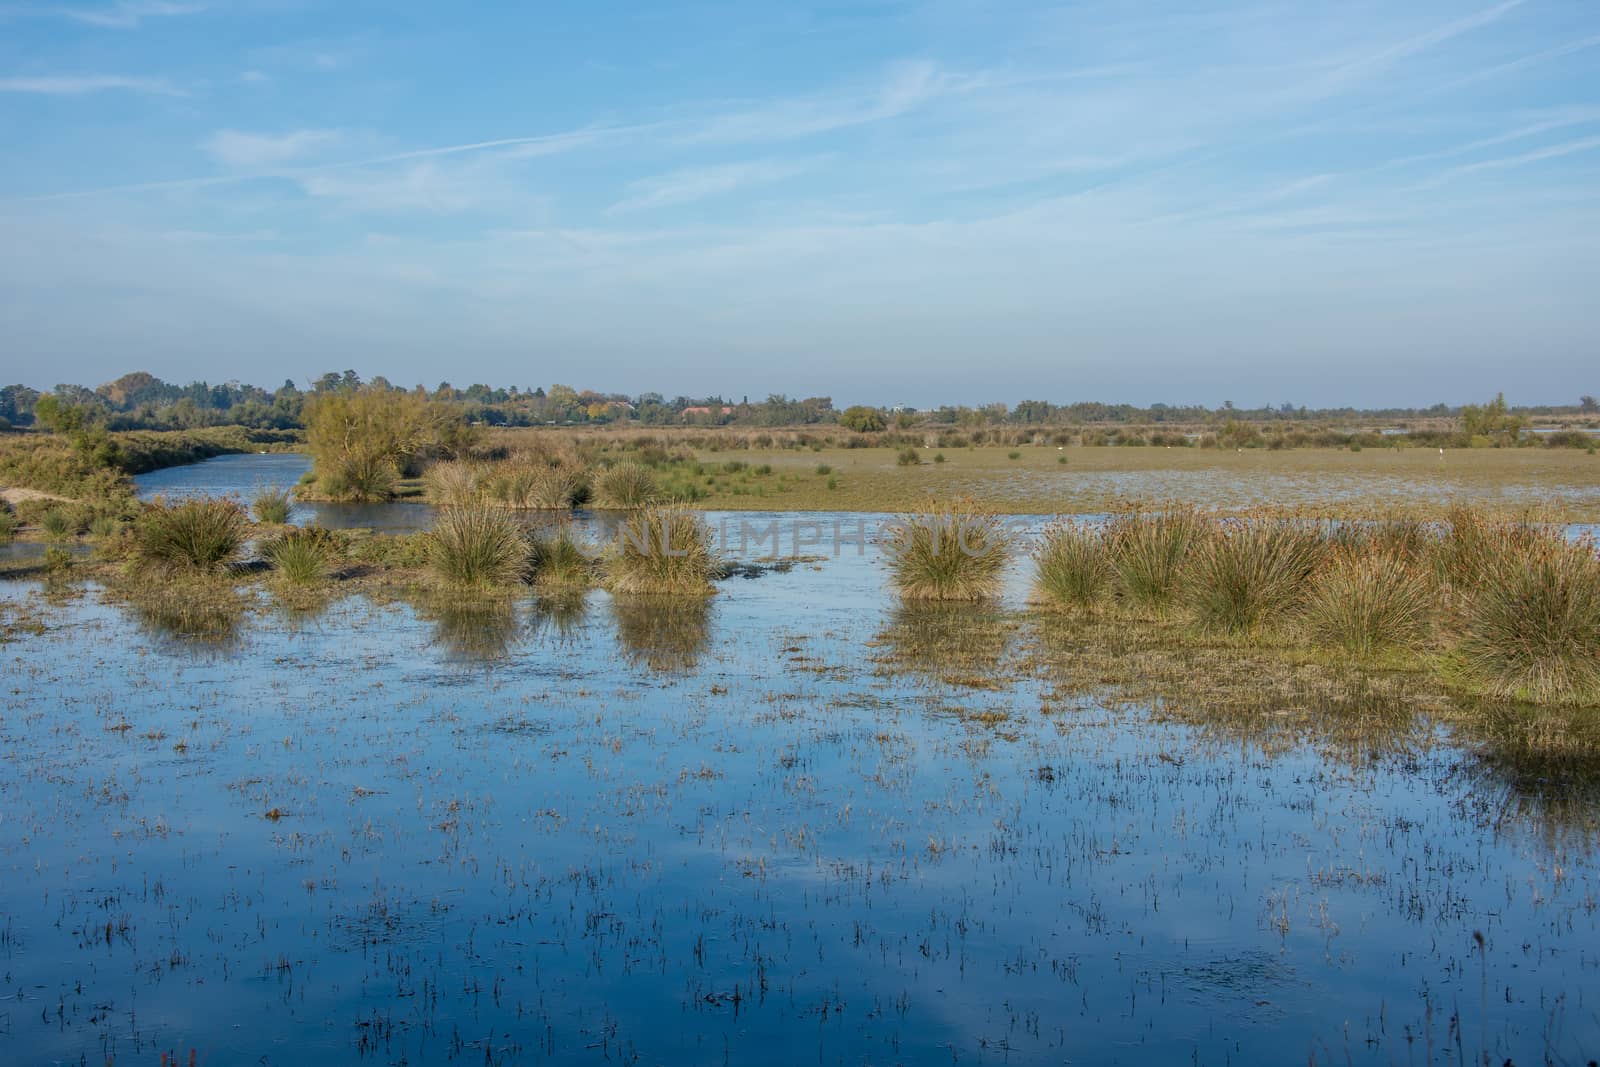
[1020,503,1600,704]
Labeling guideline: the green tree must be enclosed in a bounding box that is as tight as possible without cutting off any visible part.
[838,405,886,433]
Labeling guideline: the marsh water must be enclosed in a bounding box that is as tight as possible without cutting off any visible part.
[1,455,1598,1064]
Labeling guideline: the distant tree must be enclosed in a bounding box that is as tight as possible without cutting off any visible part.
[838,405,886,433]
[1460,392,1525,441]
[1581,395,1598,413]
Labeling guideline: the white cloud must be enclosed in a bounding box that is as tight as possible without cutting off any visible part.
[0,73,177,94]
[204,129,343,168]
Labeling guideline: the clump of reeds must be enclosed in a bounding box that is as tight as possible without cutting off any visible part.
[41,508,75,541]
[1302,547,1433,657]
[528,522,596,592]
[1107,505,1202,611]
[896,447,921,467]
[88,513,121,540]
[251,486,293,524]
[425,505,529,589]
[1031,520,1111,612]
[264,526,340,585]
[593,462,658,509]
[424,461,482,506]
[603,507,716,595]
[320,449,399,502]
[885,499,1010,601]
[0,505,16,542]
[133,498,245,574]
[1183,516,1324,638]
[1456,532,1600,703]
[1432,503,1540,593]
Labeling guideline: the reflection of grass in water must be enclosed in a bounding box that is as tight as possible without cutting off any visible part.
[1024,613,1430,766]
[612,596,712,671]
[116,575,249,647]
[416,595,522,663]
[871,603,1017,689]
[530,592,588,645]
[1453,703,1600,849]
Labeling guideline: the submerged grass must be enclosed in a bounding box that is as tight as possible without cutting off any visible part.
[885,499,1010,601]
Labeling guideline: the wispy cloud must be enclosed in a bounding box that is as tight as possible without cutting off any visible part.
[0,73,178,94]
[1315,0,1526,93]
[679,60,961,144]
[609,159,817,214]
[205,129,343,168]
[63,1,206,29]
[0,1,205,28]
[1423,136,1600,186]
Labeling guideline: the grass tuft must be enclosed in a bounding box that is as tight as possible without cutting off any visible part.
[885,499,1010,601]
[424,461,482,506]
[264,526,339,585]
[1107,505,1202,612]
[252,486,293,524]
[41,508,75,541]
[528,521,597,592]
[1456,533,1600,703]
[426,505,529,589]
[1032,520,1111,612]
[133,498,245,574]
[593,462,659,509]
[1302,547,1433,657]
[603,507,717,595]
[1183,517,1324,638]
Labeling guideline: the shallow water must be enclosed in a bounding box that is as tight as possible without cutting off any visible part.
[2,454,1591,1063]
[3,527,1599,1066]
[135,453,441,532]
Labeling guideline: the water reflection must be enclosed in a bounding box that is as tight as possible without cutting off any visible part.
[612,596,713,671]
[415,595,523,664]
[873,603,1015,686]
[1454,704,1600,849]
[118,578,249,650]
[529,592,589,645]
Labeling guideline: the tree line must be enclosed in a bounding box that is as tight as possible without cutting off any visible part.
[2,370,1595,435]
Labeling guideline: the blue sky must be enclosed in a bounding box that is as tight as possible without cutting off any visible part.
[1,0,1597,407]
